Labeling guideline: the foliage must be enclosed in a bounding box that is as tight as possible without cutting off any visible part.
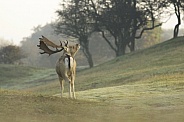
[136,21,162,49]
[95,0,165,53]
[55,0,167,58]
[0,38,13,47]
[0,45,25,64]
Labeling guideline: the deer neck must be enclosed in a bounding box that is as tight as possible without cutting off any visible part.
[62,50,71,56]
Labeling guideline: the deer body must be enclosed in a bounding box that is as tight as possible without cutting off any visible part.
[37,36,80,99]
[56,54,76,98]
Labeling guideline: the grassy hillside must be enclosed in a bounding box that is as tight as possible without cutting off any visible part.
[0,65,56,89]
[27,36,184,95]
[0,37,184,122]
[0,90,114,122]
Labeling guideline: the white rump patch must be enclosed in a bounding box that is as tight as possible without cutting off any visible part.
[64,57,74,69]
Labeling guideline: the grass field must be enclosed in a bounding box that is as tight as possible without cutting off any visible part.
[0,37,184,122]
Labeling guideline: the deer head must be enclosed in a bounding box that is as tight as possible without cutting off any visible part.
[37,36,80,57]
[68,44,80,57]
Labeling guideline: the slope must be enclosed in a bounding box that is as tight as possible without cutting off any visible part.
[0,65,57,89]
[30,36,184,96]
[1,37,184,122]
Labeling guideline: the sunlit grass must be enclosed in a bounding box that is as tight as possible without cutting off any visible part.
[1,37,184,122]
[21,37,184,97]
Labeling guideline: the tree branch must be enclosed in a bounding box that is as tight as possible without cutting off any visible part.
[100,30,117,52]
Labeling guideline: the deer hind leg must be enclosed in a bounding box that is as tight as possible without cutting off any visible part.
[58,76,64,97]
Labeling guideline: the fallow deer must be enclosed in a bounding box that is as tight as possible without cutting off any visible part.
[37,36,80,99]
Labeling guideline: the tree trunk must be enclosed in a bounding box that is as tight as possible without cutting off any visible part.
[174,24,180,38]
[80,37,94,68]
[129,39,135,52]
[116,45,126,56]
[116,34,126,56]
[83,46,94,68]
[173,1,181,38]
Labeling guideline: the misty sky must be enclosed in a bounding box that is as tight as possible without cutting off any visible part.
[0,0,61,45]
[0,0,183,45]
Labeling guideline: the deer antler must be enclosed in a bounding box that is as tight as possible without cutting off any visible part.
[37,36,64,56]
[39,35,62,48]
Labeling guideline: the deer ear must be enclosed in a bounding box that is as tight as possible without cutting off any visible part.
[76,44,80,49]
[64,40,69,47]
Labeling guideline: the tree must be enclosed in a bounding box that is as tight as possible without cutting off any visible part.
[55,0,95,68]
[157,0,184,38]
[0,45,25,64]
[136,22,162,49]
[55,0,170,60]
[87,0,140,55]
[171,0,183,38]
[89,0,164,56]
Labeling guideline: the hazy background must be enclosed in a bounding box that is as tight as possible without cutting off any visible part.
[0,0,60,45]
[0,0,184,67]
[0,0,184,45]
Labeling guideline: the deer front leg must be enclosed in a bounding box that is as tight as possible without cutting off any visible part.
[71,74,76,99]
[63,75,72,98]
[69,81,72,98]
[71,82,76,99]
[59,77,64,97]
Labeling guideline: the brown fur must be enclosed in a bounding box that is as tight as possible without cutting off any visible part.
[68,44,80,57]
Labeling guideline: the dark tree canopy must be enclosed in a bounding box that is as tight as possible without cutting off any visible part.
[0,45,25,64]
[54,0,183,65]
[85,0,164,56]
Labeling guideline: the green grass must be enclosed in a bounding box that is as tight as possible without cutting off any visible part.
[29,36,184,95]
[0,37,184,122]
[1,89,184,122]
[0,64,56,89]
[0,90,108,122]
